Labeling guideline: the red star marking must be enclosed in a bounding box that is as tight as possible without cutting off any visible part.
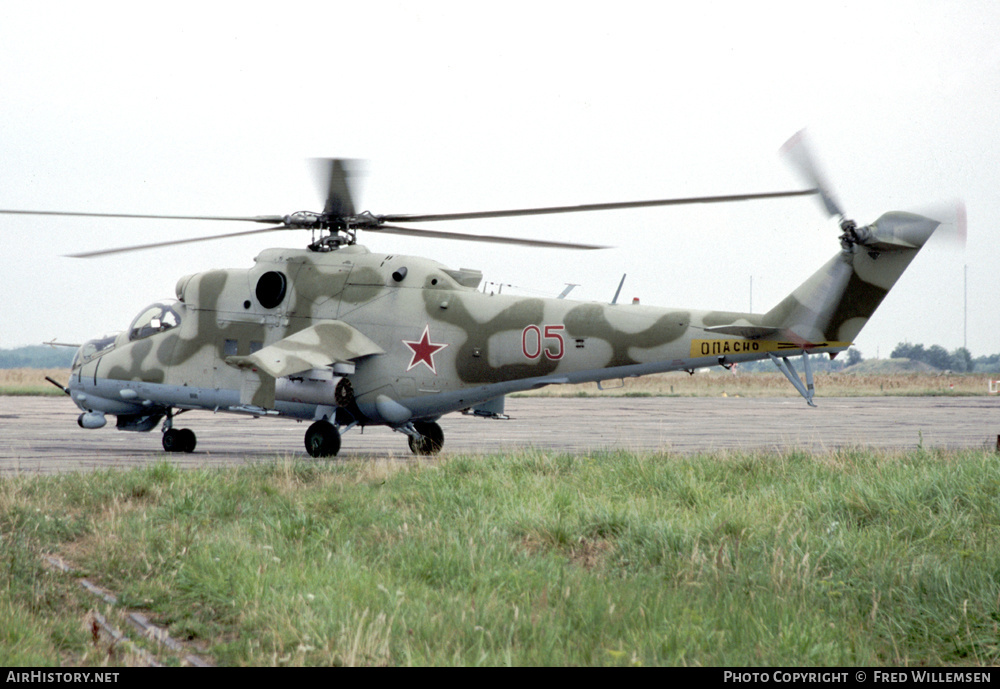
[402,325,449,374]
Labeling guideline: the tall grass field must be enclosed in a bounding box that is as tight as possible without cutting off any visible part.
[3,448,1000,666]
[5,367,998,398]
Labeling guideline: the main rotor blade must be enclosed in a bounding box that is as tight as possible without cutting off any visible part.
[779,130,845,219]
[379,189,817,224]
[65,225,293,258]
[311,158,361,218]
[0,209,285,223]
[372,224,610,250]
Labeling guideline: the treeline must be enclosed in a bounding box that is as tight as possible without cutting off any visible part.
[737,343,1000,374]
[889,343,997,373]
[0,345,76,369]
[736,349,862,373]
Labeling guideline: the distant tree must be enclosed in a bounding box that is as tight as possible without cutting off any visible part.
[890,342,976,371]
[974,353,1000,373]
[950,347,972,373]
[845,348,863,367]
[923,345,951,370]
[891,342,924,361]
[745,343,1000,374]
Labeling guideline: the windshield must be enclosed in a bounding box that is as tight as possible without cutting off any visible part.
[72,332,121,369]
[128,301,182,342]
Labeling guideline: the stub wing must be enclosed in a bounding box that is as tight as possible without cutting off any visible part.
[226,320,384,379]
[701,325,841,349]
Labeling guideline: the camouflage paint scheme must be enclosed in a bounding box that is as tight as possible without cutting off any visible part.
[67,211,940,452]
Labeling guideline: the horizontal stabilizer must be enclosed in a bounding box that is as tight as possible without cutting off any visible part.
[703,325,782,339]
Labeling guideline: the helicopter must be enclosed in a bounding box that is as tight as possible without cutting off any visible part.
[4,133,962,457]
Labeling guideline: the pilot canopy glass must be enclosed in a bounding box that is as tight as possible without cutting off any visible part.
[128,301,182,342]
[72,332,120,368]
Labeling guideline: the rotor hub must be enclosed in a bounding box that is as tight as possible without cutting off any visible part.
[291,210,387,251]
[838,218,875,251]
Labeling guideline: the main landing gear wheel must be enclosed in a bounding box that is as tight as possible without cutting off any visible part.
[163,427,196,453]
[305,420,341,458]
[408,421,444,455]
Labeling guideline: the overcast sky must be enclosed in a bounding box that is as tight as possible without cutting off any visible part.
[2,1,997,359]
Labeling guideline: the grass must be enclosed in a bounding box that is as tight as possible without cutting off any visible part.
[7,367,997,398]
[0,369,70,396]
[3,448,1000,666]
[516,370,995,398]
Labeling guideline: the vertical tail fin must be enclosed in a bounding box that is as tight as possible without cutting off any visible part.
[765,211,942,344]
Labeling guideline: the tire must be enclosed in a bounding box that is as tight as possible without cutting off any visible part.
[408,421,444,455]
[162,428,180,452]
[178,428,197,453]
[305,420,341,458]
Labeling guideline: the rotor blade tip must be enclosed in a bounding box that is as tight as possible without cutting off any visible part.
[779,129,807,155]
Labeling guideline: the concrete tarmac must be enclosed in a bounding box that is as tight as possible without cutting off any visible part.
[2,395,999,475]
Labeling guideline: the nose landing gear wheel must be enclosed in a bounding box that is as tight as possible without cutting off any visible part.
[407,421,444,455]
[305,420,341,458]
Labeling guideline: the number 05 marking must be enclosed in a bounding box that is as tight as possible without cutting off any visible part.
[522,324,565,361]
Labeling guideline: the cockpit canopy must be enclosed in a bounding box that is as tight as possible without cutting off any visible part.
[128,301,182,342]
[72,332,120,369]
[70,301,183,370]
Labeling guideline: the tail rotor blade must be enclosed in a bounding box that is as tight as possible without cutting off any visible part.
[912,200,967,248]
[780,130,845,219]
